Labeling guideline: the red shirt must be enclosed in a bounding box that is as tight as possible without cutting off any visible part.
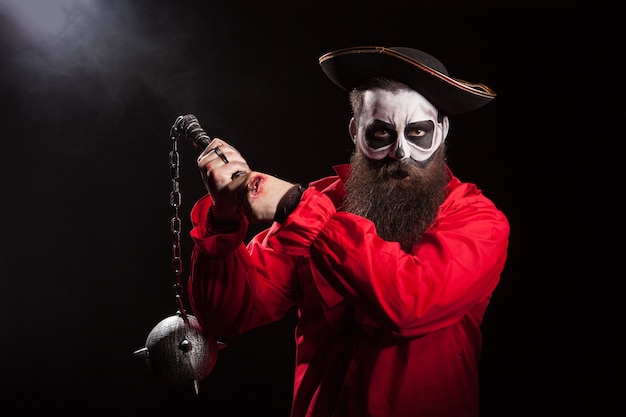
[188,164,510,417]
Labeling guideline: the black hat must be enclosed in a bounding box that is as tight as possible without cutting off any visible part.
[319,46,496,115]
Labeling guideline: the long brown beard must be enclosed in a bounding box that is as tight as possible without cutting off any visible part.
[343,146,449,252]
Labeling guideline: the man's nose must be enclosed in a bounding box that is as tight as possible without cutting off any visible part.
[389,136,410,160]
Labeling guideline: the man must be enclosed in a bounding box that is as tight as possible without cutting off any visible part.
[187,46,510,417]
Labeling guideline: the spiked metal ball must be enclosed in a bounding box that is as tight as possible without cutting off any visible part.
[134,313,225,394]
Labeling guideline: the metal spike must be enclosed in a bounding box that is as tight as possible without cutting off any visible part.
[133,347,149,358]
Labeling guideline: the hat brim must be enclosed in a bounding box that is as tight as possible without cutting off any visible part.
[319,46,496,115]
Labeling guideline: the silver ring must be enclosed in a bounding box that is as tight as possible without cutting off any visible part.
[231,170,246,180]
[212,146,229,164]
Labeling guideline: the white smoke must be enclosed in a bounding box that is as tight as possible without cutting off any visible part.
[0,0,208,155]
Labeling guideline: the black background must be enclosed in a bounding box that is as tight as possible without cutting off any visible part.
[1,1,623,416]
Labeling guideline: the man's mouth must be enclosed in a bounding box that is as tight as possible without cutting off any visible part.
[390,169,409,179]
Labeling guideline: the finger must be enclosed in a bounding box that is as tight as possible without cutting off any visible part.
[198,138,220,157]
[207,160,250,191]
[228,170,249,191]
[212,146,229,164]
[231,170,246,180]
[222,161,250,182]
[197,138,227,162]
[198,147,229,170]
[198,142,245,168]
[213,144,246,167]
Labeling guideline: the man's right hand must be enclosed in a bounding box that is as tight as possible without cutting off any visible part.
[197,138,250,223]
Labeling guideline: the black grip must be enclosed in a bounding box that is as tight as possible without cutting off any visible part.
[173,114,212,150]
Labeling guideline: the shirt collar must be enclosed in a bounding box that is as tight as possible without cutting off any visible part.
[333,163,351,183]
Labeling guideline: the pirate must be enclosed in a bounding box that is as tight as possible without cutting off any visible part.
[189,46,510,417]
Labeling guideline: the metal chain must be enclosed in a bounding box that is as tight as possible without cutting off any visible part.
[169,123,188,322]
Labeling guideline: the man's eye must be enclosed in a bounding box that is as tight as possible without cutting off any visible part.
[374,129,392,139]
[405,121,434,148]
[365,126,395,149]
[407,129,426,139]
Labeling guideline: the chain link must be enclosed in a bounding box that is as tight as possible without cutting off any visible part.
[169,122,188,321]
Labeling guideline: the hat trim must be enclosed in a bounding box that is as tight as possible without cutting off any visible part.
[319,46,496,99]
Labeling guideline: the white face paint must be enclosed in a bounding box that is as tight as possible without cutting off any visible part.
[351,88,449,163]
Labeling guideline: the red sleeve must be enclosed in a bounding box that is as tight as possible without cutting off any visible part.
[186,191,335,337]
[308,180,510,338]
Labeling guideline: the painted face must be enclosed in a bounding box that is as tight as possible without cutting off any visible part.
[351,88,449,163]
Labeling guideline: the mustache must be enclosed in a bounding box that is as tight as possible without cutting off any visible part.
[368,157,428,181]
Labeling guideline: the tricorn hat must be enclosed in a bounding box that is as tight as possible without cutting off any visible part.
[319,46,496,115]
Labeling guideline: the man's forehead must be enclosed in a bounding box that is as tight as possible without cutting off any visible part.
[362,88,438,119]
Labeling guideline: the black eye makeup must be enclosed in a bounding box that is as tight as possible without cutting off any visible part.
[364,119,435,151]
[364,120,397,149]
[405,121,434,149]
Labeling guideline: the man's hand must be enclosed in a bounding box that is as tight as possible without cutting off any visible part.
[197,138,250,223]
[197,139,297,224]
